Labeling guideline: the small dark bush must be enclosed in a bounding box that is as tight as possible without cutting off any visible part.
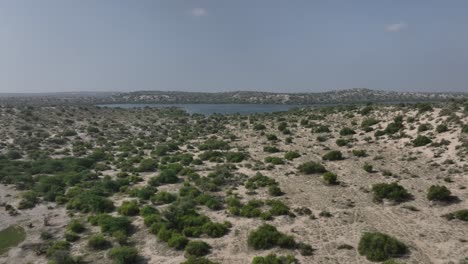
[88,234,110,250]
[251,254,296,264]
[108,246,138,264]
[323,172,337,185]
[298,162,326,174]
[358,232,408,262]
[185,240,211,257]
[427,185,451,201]
[412,135,432,147]
[322,150,343,161]
[372,183,411,203]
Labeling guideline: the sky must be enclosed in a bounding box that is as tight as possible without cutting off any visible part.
[0,0,467,93]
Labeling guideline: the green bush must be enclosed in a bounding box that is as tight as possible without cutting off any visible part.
[108,246,138,264]
[322,150,343,161]
[352,149,367,157]
[149,169,179,186]
[151,191,177,205]
[372,183,411,203]
[339,127,356,136]
[462,124,468,133]
[185,240,211,257]
[412,135,432,147]
[361,118,380,128]
[88,234,110,250]
[138,159,158,172]
[363,163,373,173]
[323,172,337,185]
[168,233,189,250]
[47,241,70,257]
[335,138,349,147]
[67,220,85,233]
[118,200,140,216]
[284,151,300,160]
[266,134,278,141]
[264,156,285,165]
[253,124,267,130]
[358,232,408,262]
[64,231,80,242]
[225,152,247,163]
[247,224,296,250]
[18,191,38,209]
[202,222,229,238]
[268,185,283,196]
[298,162,326,174]
[436,124,448,133]
[181,257,219,264]
[89,214,131,235]
[444,210,468,221]
[427,185,451,201]
[251,254,296,264]
[263,146,281,153]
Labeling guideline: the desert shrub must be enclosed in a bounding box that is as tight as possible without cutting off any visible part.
[312,125,330,133]
[412,135,432,147]
[263,146,281,153]
[245,173,278,189]
[339,127,356,136]
[64,231,80,242]
[322,150,343,161]
[284,151,300,160]
[417,123,431,132]
[352,149,367,157]
[335,138,349,147]
[118,200,140,216]
[436,124,448,133]
[462,124,468,133]
[88,214,131,235]
[298,162,326,174]
[264,156,285,165]
[88,234,110,250]
[267,200,290,216]
[266,134,278,141]
[416,102,433,113]
[137,159,158,172]
[181,257,219,264]
[444,210,468,221]
[251,254,296,264]
[323,172,338,185]
[66,192,115,213]
[6,150,22,160]
[361,118,380,128]
[427,185,451,201]
[372,183,411,203]
[67,219,85,233]
[202,222,229,238]
[198,139,230,150]
[108,246,138,264]
[168,233,189,250]
[185,240,211,257]
[268,185,283,196]
[358,232,408,262]
[247,224,296,250]
[151,191,177,205]
[363,163,373,173]
[149,169,179,186]
[253,124,267,130]
[225,152,247,163]
[18,190,38,209]
[47,241,70,257]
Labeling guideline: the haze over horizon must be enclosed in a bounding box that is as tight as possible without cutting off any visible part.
[1,0,467,93]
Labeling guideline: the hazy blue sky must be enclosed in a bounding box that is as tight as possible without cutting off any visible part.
[0,0,467,93]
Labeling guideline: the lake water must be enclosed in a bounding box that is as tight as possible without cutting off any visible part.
[98,104,301,115]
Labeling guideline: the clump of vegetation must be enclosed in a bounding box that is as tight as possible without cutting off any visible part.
[182,257,219,264]
[436,124,448,133]
[298,162,326,174]
[248,224,296,250]
[118,200,140,216]
[251,254,296,264]
[352,149,367,157]
[264,156,285,165]
[108,246,139,264]
[88,234,110,250]
[358,232,408,262]
[443,210,468,221]
[372,183,411,203]
[323,172,338,185]
[427,185,451,201]
[263,146,281,153]
[67,219,85,233]
[185,240,211,257]
[340,127,356,136]
[412,135,432,147]
[322,150,343,161]
[363,163,373,173]
[284,151,300,160]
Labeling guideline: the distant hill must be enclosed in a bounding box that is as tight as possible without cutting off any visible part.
[0,88,466,105]
[111,88,467,104]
